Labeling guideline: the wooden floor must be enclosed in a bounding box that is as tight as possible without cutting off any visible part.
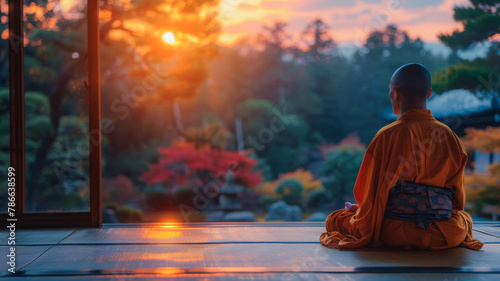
[1,221,500,280]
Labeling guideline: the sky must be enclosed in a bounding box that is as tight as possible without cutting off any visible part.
[218,0,470,48]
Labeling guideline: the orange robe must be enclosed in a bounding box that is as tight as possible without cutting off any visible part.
[320,108,483,251]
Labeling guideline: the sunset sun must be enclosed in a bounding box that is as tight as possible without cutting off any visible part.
[162,32,175,44]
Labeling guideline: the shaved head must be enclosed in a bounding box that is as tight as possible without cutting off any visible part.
[391,63,431,102]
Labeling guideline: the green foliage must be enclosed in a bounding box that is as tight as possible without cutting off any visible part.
[320,144,366,208]
[259,194,280,210]
[2,1,480,218]
[1,0,222,210]
[24,91,53,143]
[439,0,500,50]
[236,99,310,177]
[0,88,96,210]
[306,189,329,210]
[183,122,229,150]
[105,204,143,223]
[249,152,274,182]
[275,178,304,206]
[436,0,500,97]
[432,62,499,94]
[38,192,87,211]
[348,25,448,140]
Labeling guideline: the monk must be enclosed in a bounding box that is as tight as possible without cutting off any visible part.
[320,63,483,251]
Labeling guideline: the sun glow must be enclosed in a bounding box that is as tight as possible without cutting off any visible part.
[161,222,179,228]
[162,32,175,44]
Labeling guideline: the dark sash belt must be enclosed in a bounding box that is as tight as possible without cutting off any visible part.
[384,180,455,230]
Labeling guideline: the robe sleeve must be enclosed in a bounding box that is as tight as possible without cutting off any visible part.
[446,151,467,210]
[321,140,387,249]
[444,141,483,250]
[353,150,378,207]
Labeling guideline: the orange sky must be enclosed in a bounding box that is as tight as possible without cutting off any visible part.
[218,0,469,46]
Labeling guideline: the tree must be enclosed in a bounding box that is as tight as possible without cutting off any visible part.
[204,46,252,123]
[432,62,498,94]
[182,122,230,150]
[293,18,344,143]
[320,141,366,209]
[140,141,262,190]
[250,21,290,103]
[462,126,500,152]
[462,127,500,214]
[300,18,336,60]
[350,25,448,142]
[236,99,310,178]
[434,0,500,96]
[275,178,304,206]
[0,89,90,210]
[0,0,221,209]
[439,0,500,50]
[258,168,322,209]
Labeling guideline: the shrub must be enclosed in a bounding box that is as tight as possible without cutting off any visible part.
[275,178,304,206]
[320,142,365,209]
[105,204,143,223]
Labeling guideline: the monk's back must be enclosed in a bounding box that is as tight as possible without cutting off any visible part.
[321,63,482,251]
[374,108,466,191]
[376,109,476,249]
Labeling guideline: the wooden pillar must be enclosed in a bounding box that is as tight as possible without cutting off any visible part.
[88,0,102,226]
[9,0,26,213]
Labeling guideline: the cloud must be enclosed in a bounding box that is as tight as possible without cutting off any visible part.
[237,3,258,10]
[224,20,264,34]
[219,0,465,45]
[260,0,289,10]
[342,9,372,20]
[402,0,444,9]
[261,0,355,11]
[401,10,454,25]
[296,0,356,11]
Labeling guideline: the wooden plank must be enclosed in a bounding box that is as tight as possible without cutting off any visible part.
[472,230,500,243]
[59,225,500,245]
[3,273,500,280]
[474,224,500,237]
[4,224,496,245]
[61,226,325,245]
[0,229,76,246]
[18,244,500,273]
[0,222,500,245]
[0,245,53,269]
[101,222,325,228]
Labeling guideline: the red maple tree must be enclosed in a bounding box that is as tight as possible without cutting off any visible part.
[141,141,262,190]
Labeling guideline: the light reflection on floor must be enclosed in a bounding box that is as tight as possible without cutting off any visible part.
[0,222,499,280]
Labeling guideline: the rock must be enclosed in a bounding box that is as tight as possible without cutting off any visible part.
[306,212,327,222]
[265,200,302,221]
[204,211,225,222]
[223,211,256,222]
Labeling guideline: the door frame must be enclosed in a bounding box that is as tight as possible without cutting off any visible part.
[2,0,101,228]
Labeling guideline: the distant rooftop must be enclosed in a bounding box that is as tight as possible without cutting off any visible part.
[382,89,500,121]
